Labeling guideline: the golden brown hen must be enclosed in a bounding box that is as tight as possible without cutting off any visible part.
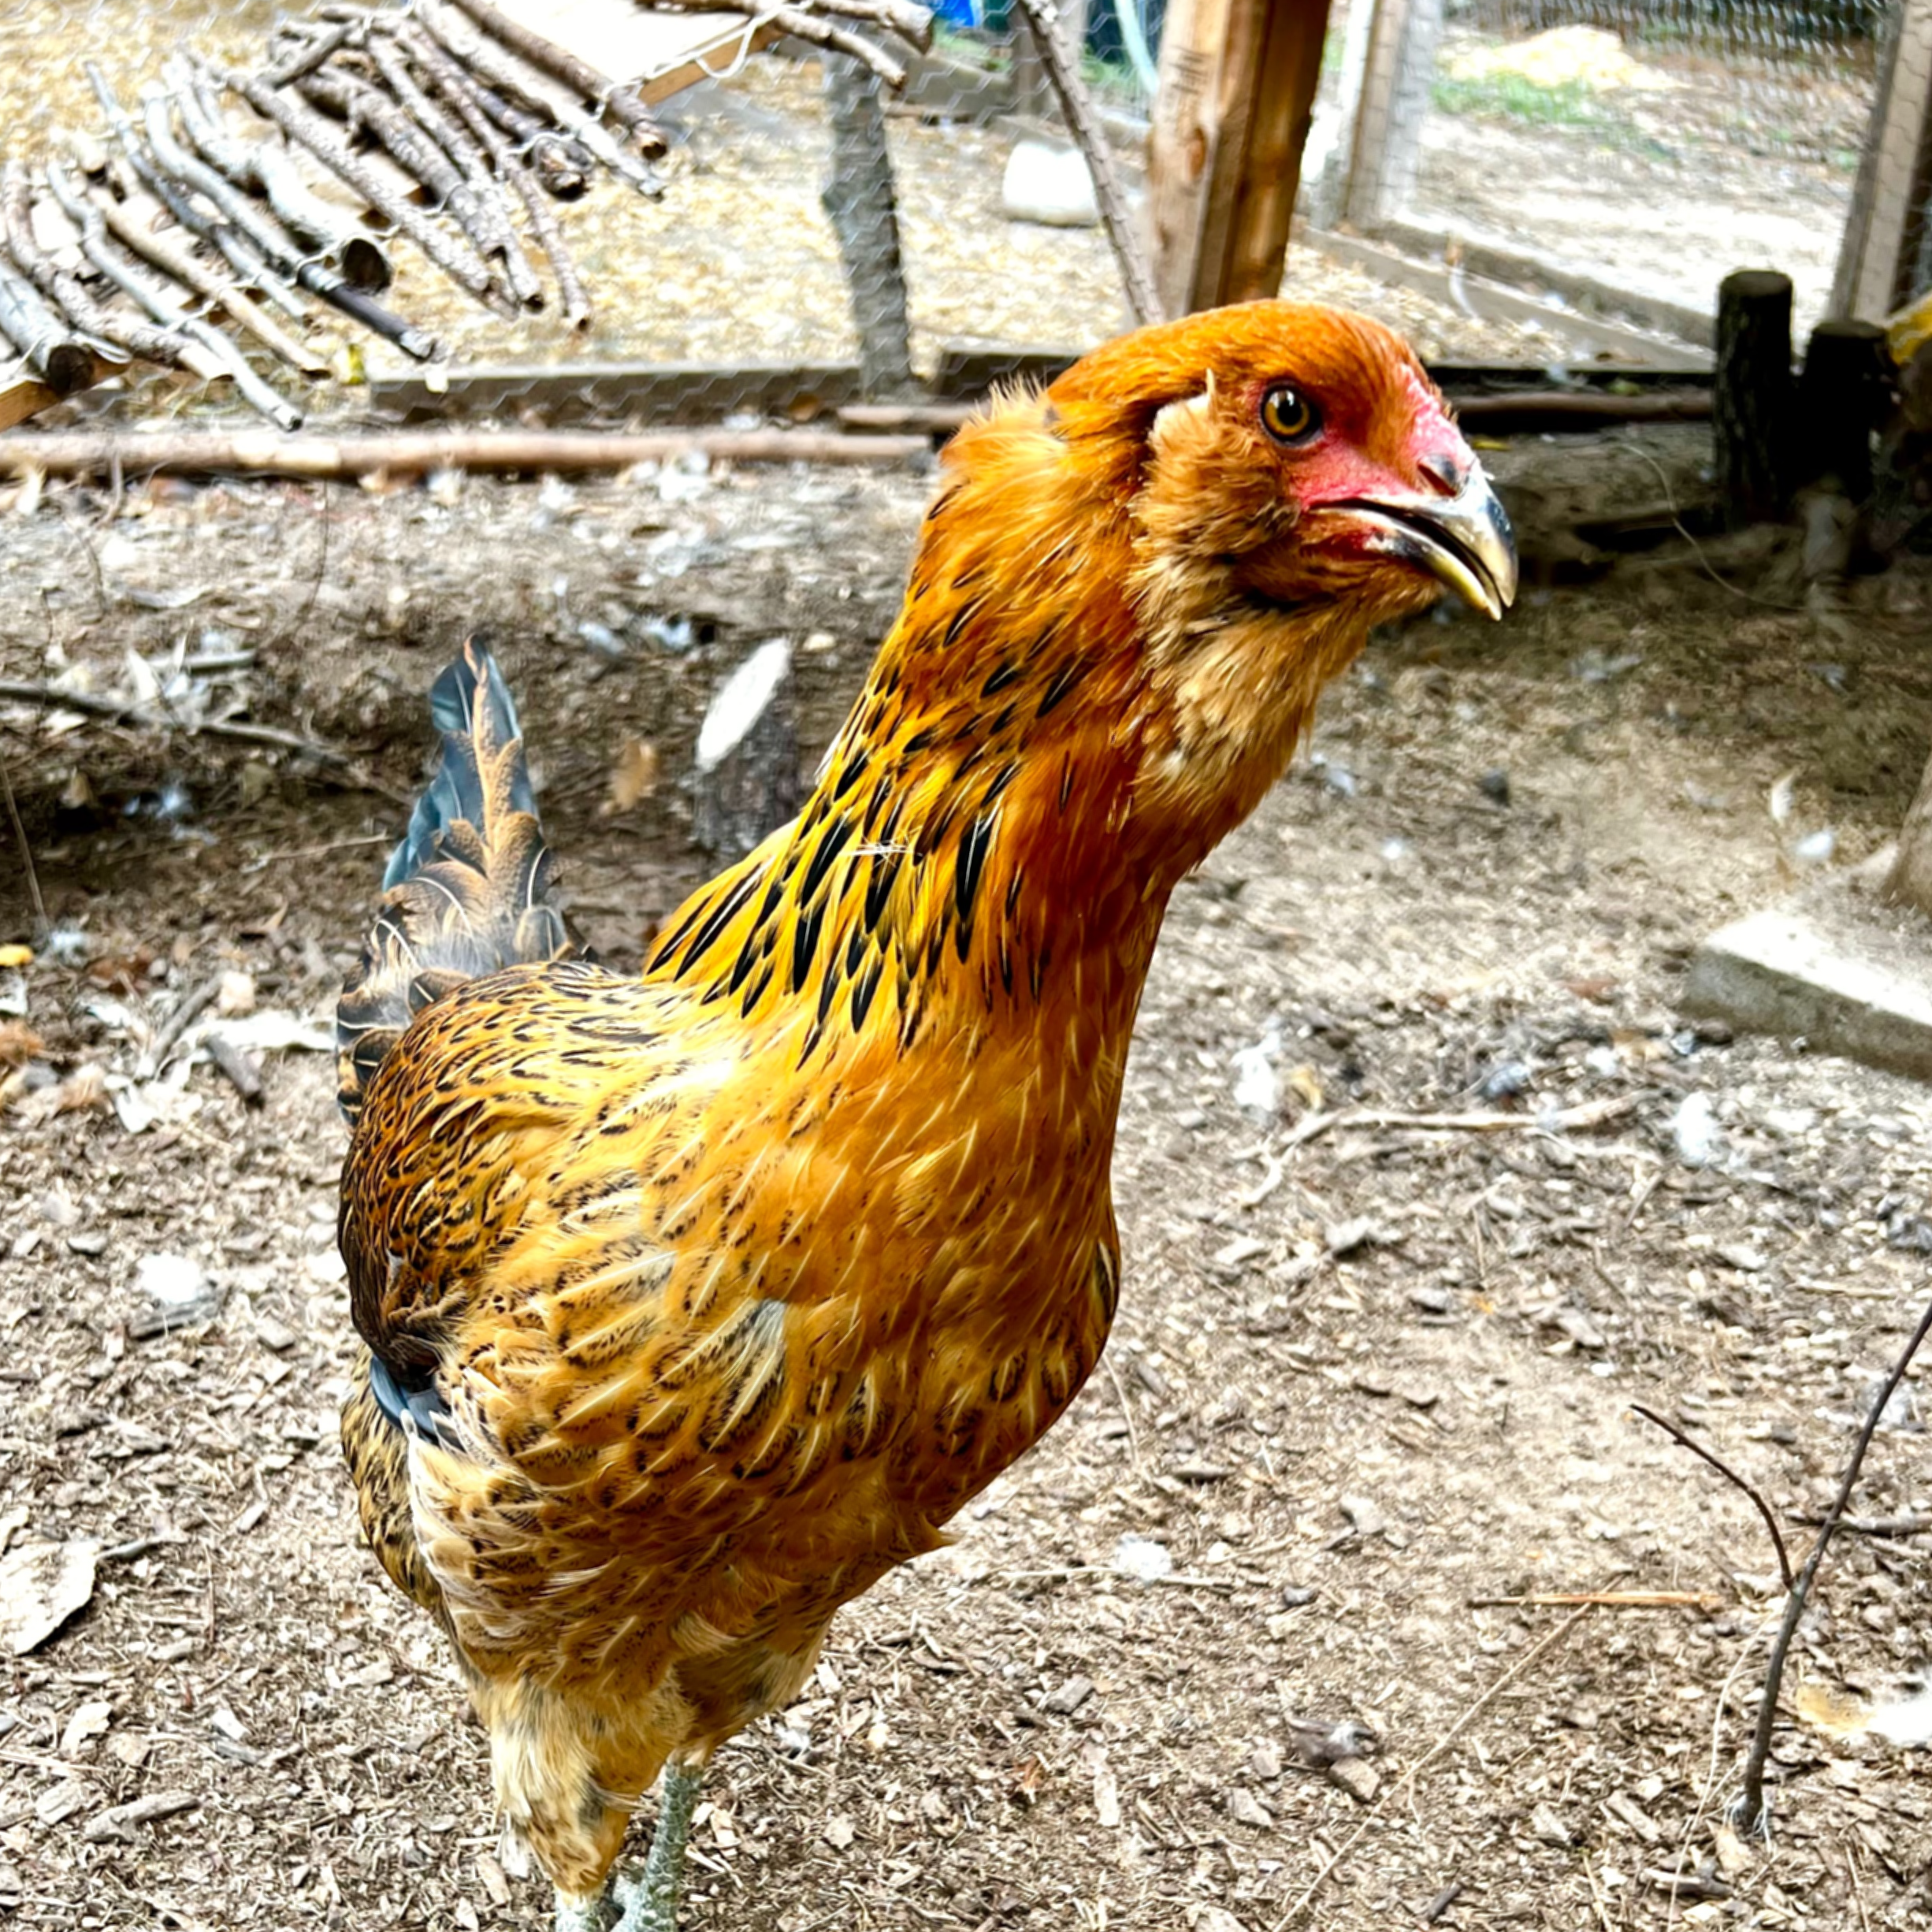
[335,300,1515,1932]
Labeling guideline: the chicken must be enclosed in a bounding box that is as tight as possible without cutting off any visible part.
[334,299,1516,1932]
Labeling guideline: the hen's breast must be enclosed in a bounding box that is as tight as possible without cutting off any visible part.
[341,956,1126,1692]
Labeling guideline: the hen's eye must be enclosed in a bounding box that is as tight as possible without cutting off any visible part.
[1260,385,1320,445]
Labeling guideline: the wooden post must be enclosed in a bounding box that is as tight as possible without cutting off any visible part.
[1715,270,1794,529]
[1795,319,1891,498]
[1831,0,1932,321]
[1886,751,1932,916]
[821,52,913,399]
[1147,0,1336,318]
[1339,0,1443,230]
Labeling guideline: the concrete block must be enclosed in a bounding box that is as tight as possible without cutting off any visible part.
[1682,853,1932,1083]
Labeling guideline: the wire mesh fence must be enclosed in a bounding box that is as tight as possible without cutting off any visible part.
[1332,0,1893,336]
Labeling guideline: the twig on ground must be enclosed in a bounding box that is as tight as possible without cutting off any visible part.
[1284,1093,1641,1151]
[262,483,331,656]
[1847,1843,1872,1932]
[1630,1403,1794,1591]
[0,678,364,776]
[1102,1350,1142,1471]
[143,975,221,1076]
[1736,1287,1932,1833]
[1786,1510,1930,1536]
[0,739,47,936]
[1468,1590,1722,1611]
[202,1030,264,1105]
[1273,1606,1597,1929]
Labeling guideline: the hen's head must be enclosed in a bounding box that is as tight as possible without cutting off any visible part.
[1050,299,1515,630]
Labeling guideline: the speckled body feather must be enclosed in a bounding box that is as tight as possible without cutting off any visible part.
[336,303,1511,1911]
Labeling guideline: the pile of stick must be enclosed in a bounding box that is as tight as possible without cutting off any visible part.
[0,0,931,429]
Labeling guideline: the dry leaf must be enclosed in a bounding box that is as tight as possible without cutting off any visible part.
[602,738,661,816]
[823,1814,855,1849]
[0,945,32,970]
[0,1020,43,1068]
[1085,1743,1120,1828]
[11,1064,109,1123]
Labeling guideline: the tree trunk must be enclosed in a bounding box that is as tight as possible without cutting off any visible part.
[821,53,913,399]
[1715,269,1794,529]
[1886,749,1932,916]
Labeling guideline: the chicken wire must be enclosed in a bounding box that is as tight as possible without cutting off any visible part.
[0,0,1161,435]
[1332,0,1893,337]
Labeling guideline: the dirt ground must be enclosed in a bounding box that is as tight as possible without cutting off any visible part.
[1410,31,1871,337]
[2,424,1932,1932]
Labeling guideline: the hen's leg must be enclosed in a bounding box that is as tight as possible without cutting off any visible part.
[609,1762,703,1932]
[555,1891,611,1932]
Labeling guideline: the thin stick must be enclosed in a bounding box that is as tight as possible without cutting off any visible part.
[85,176,329,377]
[388,20,589,327]
[0,430,931,479]
[1467,1590,1722,1611]
[0,679,357,770]
[1786,1510,1932,1536]
[1736,1288,1932,1832]
[1629,1403,1794,1591]
[0,740,47,936]
[1102,1350,1142,1471]
[1007,0,1159,325]
[1284,1094,1642,1150]
[1272,1606,1596,1930]
[227,69,500,304]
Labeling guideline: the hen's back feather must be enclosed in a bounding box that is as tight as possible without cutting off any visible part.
[335,637,580,1122]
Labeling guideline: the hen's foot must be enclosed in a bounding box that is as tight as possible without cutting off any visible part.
[609,1762,703,1932]
[555,1888,613,1932]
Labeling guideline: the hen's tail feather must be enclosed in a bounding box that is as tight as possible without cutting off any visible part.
[336,637,581,1123]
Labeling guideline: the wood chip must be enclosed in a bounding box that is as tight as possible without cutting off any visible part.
[80,1789,200,1842]
[1327,1756,1380,1804]
[0,1539,97,1655]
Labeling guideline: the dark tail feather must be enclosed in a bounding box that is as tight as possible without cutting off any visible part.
[336,638,580,1122]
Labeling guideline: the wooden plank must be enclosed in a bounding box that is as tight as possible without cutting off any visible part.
[1833,0,1932,320]
[1147,0,1334,316]
[1342,0,1438,229]
[0,354,119,434]
[1369,215,1715,349]
[490,0,785,97]
[1886,752,1932,916]
[1307,228,1712,366]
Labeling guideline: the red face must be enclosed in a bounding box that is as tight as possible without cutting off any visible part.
[1235,357,1516,620]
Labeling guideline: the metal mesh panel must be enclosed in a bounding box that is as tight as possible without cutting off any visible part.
[1336,0,1889,336]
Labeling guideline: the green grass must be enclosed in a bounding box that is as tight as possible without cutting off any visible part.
[1429,71,1607,128]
